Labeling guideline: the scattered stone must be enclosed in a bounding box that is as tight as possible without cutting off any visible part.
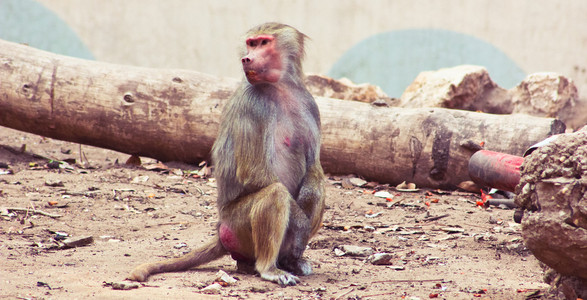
[143,162,169,172]
[47,161,61,169]
[365,211,382,218]
[368,252,393,265]
[363,225,376,232]
[336,245,374,257]
[37,281,52,289]
[201,282,223,294]
[125,155,142,166]
[341,178,354,189]
[250,286,269,293]
[334,248,346,257]
[53,231,69,240]
[473,233,495,242]
[45,179,64,187]
[131,175,149,183]
[59,161,75,171]
[0,207,11,217]
[457,181,483,193]
[174,243,187,249]
[396,181,418,191]
[58,236,94,249]
[373,191,393,198]
[349,177,367,187]
[108,281,139,290]
[215,270,237,285]
[543,270,587,299]
[505,243,525,252]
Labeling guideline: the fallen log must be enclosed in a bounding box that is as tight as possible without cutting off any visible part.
[0,39,565,188]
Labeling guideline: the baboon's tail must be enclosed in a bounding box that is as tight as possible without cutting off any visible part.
[127,236,227,282]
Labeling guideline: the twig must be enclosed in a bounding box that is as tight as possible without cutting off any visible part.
[334,287,355,300]
[79,144,91,167]
[4,207,62,218]
[0,144,27,155]
[362,292,395,298]
[485,199,517,209]
[194,186,205,196]
[422,214,450,222]
[371,278,444,284]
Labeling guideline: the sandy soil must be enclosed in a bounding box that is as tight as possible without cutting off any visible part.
[0,127,550,299]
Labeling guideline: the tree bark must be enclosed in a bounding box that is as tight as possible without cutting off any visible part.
[0,39,565,188]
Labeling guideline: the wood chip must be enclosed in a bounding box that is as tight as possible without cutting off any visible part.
[60,236,94,249]
[441,227,465,233]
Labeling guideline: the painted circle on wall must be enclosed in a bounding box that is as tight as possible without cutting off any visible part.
[0,0,94,60]
[328,29,525,97]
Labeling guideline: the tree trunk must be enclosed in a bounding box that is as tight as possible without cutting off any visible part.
[0,39,565,188]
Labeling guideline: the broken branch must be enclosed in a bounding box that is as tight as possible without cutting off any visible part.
[4,207,62,218]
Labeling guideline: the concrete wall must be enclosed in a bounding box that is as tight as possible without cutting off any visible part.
[2,0,586,98]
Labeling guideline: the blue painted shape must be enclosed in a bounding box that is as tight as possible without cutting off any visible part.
[328,29,525,97]
[0,0,94,60]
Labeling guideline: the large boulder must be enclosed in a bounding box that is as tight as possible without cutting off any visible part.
[510,72,583,127]
[398,65,511,113]
[398,65,587,129]
[515,126,587,297]
[305,74,394,104]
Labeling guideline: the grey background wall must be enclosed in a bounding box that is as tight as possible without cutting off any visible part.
[2,0,586,99]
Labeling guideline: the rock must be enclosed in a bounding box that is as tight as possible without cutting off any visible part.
[109,281,139,290]
[131,175,149,183]
[373,191,393,198]
[305,74,395,104]
[363,225,376,232]
[368,252,394,265]
[510,72,584,127]
[215,270,237,285]
[396,181,416,191]
[399,66,587,129]
[341,178,354,189]
[201,282,223,294]
[337,245,374,257]
[349,177,367,187]
[45,179,64,187]
[543,269,587,299]
[457,181,483,193]
[399,65,510,113]
[514,126,587,282]
[334,248,346,257]
[59,236,94,249]
[174,242,187,249]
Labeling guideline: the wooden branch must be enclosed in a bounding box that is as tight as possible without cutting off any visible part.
[0,39,565,188]
[4,207,62,218]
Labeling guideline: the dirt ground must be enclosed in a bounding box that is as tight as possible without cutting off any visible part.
[0,126,550,299]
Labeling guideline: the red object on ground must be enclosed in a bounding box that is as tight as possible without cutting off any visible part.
[468,150,524,192]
